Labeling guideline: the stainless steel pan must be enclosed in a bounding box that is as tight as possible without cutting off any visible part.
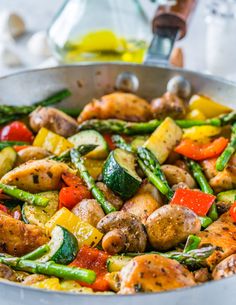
[0,63,236,305]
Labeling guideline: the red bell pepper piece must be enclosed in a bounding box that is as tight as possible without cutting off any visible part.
[61,172,83,187]
[0,203,8,213]
[59,185,92,210]
[13,145,30,152]
[175,137,228,161]
[103,134,116,151]
[70,245,110,292]
[230,202,236,222]
[170,189,216,216]
[0,121,34,143]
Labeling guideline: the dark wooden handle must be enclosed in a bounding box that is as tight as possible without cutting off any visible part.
[152,0,197,39]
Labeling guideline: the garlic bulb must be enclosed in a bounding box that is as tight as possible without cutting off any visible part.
[0,44,22,67]
[27,31,51,58]
[0,11,26,38]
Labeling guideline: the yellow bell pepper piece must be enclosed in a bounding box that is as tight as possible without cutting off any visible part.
[186,109,206,120]
[45,207,103,248]
[33,128,73,156]
[144,117,183,164]
[84,159,104,179]
[188,95,232,118]
[32,278,61,291]
[183,126,222,141]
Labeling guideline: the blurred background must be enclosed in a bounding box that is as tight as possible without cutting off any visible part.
[0,0,235,81]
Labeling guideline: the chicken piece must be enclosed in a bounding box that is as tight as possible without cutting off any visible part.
[0,211,49,256]
[78,92,152,123]
[0,263,17,282]
[197,212,236,270]
[29,107,78,138]
[151,92,187,120]
[0,159,69,193]
[96,182,123,210]
[71,199,105,227]
[193,268,211,283]
[212,254,236,280]
[161,164,196,188]
[119,254,195,294]
[22,274,48,286]
[201,156,236,193]
[17,146,50,165]
[122,193,161,224]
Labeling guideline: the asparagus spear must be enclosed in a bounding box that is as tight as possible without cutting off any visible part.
[183,235,201,253]
[216,122,236,171]
[22,244,50,260]
[78,117,224,135]
[126,245,215,269]
[186,159,218,221]
[137,147,174,200]
[51,144,97,162]
[111,135,173,200]
[0,256,96,284]
[0,183,49,207]
[0,89,71,116]
[199,216,213,229]
[0,141,28,150]
[70,148,116,214]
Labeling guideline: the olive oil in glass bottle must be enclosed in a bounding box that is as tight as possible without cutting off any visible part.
[48,0,151,63]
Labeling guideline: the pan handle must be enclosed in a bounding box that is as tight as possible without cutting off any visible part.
[152,0,197,39]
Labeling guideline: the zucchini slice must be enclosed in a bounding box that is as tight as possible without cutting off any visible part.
[131,136,148,151]
[107,256,132,272]
[217,190,236,204]
[69,130,108,159]
[22,191,59,227]
[38,225,78,265]
[0,147,17,178]
[102,148,141,199]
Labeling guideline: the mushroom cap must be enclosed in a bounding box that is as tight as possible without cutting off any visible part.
[97,211,147,253]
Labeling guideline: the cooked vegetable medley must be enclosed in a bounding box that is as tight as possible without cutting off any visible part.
[0,85,236,295]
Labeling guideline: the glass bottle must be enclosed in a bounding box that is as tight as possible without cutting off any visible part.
[205,0,236,80]
[48,0,152,64]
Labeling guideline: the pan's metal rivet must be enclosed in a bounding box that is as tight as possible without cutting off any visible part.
[115,72,139,93]
[167,75,191,99]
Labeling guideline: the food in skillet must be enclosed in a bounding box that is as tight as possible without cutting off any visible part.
[0,85,236,295]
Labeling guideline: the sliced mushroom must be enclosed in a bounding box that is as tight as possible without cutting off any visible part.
[119,254,195,294]
[161,164,196,188]
[0,263,17,281]
[97,211,147,255]
[151,92,187,120]
[212,254,236,280]
[146,205,201,251]
[17,146,50,165]
[71,199,105,227]
[29,107,78,137]
[0,159,69,193]
[137,180,163,205]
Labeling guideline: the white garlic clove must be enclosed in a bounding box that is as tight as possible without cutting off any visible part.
[27,31,51,58]
[0,44,22,67]
[0,11,26,38]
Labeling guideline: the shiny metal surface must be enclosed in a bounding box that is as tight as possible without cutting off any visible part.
[0,63,235,305]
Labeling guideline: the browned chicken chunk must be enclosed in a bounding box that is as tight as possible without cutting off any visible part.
[151,92,187,119]
[78,92,152,123]
[0,211,49,256]
[198,212,236,269]
[212,254,236,280]
[201,156,236,193]
[119,254,195,294]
